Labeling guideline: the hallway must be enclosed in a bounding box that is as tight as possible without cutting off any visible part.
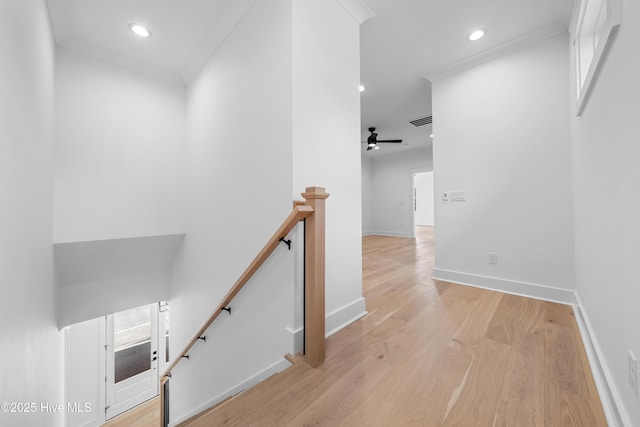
[182,226,606,426]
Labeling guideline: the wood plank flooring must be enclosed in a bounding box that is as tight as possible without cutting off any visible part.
[102,396,160,427]
[180,226,607,426]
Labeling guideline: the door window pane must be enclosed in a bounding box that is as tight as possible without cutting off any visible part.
[164,310,170,363]
[160,301,170,363]
[114,305,151,383]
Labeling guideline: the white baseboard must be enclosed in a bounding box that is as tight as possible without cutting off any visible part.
[287,297,368,354]
[363,230,412,238]
[326,297,367,337]
[172,297,368,424]
[432,268,629,426]
[169,358,291,427]
[432,268,576,305]
[286,326,304,355]
[573,295,629,427]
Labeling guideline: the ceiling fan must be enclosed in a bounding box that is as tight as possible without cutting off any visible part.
[362,127,402,151]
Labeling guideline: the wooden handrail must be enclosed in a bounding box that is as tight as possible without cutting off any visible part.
[161,204,314,379]
[159,187,328,427]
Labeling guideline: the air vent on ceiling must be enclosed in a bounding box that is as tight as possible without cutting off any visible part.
[409,115,432,127]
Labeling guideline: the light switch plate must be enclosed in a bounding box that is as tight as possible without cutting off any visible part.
[451,191,466,201]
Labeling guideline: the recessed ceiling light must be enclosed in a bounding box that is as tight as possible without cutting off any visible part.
[468,28,487,41]
[129,23,152,38]
[359,85,366,92]
[430,134,434,138]
[374,146,380,150]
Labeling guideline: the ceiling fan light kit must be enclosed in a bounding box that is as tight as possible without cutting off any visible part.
[363,127,403,151]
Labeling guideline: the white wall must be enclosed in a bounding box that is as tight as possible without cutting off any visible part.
[432,34,575,294]
[65,318,102,427]
[292,0,365,322]
[0,1,64,426]
[570,1,640,424]
[365,148,432,237]
[55,234,183,328]
[169,0,295,422]
[169,2,365,421]
[361,155,374,234]
[54,48,186,244]
[415,171,434,226]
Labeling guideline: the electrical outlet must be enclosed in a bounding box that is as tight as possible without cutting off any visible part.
[488,252,498,265]
[629,350,638,395]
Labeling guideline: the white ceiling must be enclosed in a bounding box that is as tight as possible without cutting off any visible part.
[359,0,573,156]
[45,0,573,155]
[46,0,257,83]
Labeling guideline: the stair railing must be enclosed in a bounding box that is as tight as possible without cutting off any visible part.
[159,186,329,426]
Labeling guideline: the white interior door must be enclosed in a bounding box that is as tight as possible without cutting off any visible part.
[105,303,159,420]
[414,171,435,228]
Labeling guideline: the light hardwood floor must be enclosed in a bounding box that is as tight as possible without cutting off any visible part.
[102,396,160,427]
[177,226,606,426]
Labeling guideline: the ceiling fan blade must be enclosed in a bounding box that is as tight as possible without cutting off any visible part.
[377,139,402,143]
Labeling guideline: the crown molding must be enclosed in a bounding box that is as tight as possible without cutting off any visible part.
[58,39,184,85]
[336,0,375,24]
[46,0,72,42]
[424,24,567,82]
[181,0,257,84]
